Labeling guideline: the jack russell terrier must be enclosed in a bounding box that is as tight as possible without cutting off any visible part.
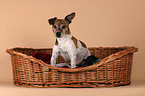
[48,12,91,68]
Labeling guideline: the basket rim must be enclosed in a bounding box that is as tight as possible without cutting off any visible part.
[6,46,138,72]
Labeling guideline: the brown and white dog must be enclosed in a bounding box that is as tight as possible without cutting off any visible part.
[48,12,90,68]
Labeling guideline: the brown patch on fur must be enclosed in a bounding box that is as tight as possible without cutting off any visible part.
[55,39,58,45]
[79,40,87,48]
[71,36,78,48]
[54,19,71,35]
[55,19,68,26]
[65,28,71,35]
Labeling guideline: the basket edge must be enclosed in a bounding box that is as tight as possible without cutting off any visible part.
[6,46,138,72]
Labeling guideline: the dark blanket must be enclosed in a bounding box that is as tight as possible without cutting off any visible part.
[31,52,51,64]
[77,55,101,67]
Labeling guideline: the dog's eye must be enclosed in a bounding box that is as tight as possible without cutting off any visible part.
[53,25,57,29]
[62,25,66,29]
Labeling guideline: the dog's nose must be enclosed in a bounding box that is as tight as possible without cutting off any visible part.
[56,32,61,38]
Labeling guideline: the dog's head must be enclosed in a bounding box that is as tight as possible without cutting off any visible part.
[48,12,75,38]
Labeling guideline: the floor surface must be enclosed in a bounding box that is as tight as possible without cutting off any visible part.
[0,81,145,96]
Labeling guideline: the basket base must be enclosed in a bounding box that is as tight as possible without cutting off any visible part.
[13,81,131,88]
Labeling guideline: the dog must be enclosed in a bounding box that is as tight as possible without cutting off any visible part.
[48,12,91,68]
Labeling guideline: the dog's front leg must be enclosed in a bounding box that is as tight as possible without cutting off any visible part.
[69,52,77,68]
[51,46,60,67]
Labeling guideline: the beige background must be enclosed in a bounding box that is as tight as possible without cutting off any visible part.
[0,0,145,95]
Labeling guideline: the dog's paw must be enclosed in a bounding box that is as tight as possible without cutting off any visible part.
[71,65,76,68]
[51,63,56,67]
[55,63,71,68]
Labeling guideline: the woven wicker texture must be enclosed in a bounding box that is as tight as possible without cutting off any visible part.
[6,47,138,88]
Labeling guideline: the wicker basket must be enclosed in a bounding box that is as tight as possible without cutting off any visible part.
[6,47,138,88]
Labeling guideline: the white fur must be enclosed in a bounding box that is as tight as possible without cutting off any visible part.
[51,34,90,68]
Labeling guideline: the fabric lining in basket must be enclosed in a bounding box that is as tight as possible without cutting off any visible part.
[6,47,138,88]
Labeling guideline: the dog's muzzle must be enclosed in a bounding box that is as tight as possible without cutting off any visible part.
[56,32,61,38]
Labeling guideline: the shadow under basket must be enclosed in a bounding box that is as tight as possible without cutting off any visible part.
[6,47,138,88]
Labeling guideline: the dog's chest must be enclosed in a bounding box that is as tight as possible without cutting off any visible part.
[57,37,75,62]
[57,36,75,51]
[54,35,90,65]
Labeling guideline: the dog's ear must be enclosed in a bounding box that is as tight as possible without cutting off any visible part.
[48,17,57,25]
[65,12,75,24]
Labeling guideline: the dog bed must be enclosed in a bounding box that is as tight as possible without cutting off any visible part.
[6,47,138,88]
